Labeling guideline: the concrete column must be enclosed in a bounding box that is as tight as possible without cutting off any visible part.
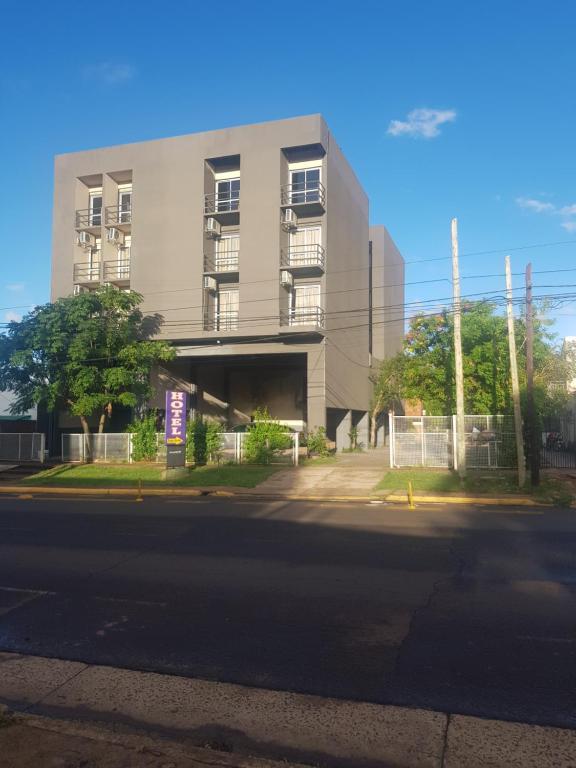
[356,411,369,449]
[306,346,326,432]
[336,409,352,451]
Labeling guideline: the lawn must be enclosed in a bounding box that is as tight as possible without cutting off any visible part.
[22,463,280,488]
[377,469,574,505]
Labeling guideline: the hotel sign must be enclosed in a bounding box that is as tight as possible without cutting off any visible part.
[165,390,188,446]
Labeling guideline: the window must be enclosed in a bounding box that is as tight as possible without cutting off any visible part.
[118,235,131,278]
[118,184,132,224]
[89,237,101,281]
[290,168,320,204]
[216,288,239,330]
[215,233,239,271]
[289,226,321,266]
[216,179,240,212]
[89,189,103,226]
[291,284,321,325]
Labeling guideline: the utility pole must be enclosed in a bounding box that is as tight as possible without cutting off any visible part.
[451,218,466,478]
[505,256,526,488]
[525,262,540,486]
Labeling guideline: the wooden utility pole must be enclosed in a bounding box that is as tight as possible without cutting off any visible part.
[451,218,466,478]
[525,262,540,486]
[505,256,526,488]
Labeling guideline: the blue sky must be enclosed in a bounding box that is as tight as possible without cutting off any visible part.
[1,0,575,339]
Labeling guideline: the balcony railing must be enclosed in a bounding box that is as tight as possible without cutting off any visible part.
[73,261,101,284]
[103,259,131,283]
[105,205,132,226]
[204,311,239,331]
[280,181,326,208]
[203,251,240,273]
[204,192,240,215]
[281,307,325,329]
[281,244,325,270]
[75,208,102,229]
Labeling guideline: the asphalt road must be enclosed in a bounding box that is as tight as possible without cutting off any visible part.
[1,495,576,729]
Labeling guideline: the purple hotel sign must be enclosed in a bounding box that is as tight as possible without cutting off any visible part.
[165,390,188,446]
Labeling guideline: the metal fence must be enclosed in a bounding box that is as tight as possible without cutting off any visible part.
[61,431,299,465]
[0,433,45,463]
[389,416,453,468]
[389,414,518,470]
[461,415,517,469]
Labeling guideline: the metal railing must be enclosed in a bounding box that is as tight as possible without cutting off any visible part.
[0,433,45,462]
[204,192,240,214]
[281,307,325,329]
[203,251,240,273]
[75,208,102,228]
[105,204,132,226]
[204,310,240,331]
[103,259,131,282]
[281,244,325,270]
[281,181,326,207]
[73,261,101,283]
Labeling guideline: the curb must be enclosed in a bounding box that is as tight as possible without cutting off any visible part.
[0,484,563,507]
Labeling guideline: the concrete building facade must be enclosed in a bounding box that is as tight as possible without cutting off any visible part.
[51,115,404,447]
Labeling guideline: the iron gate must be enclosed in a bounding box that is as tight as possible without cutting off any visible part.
[541,413,576,469]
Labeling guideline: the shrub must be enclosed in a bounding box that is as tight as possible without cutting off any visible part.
[306,426,330,457]
[243,407,291,464]
[206,420,224,463]
[185,417,223,465]
[128,412,159,462]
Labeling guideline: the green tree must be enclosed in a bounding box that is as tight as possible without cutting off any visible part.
[0,287,174,436]
[244,407,291,464]
[369,353,405,446]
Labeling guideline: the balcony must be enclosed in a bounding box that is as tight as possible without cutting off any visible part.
[105,204,132,232]
[75,208,102,234]
[203,251,240,274]
[280,307,325,330]
[280,181,326,215]
[281,244,325,273]
[204,311,240,332]
[103,259,131,285]
[204,192,240,225]
[73,261,101,285]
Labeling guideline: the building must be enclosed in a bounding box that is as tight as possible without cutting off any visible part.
[51,115,404,448]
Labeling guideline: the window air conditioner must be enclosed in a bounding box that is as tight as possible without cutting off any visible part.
[280,270,293,288]
[204,276,217,291]
[205,217,221,238]
[281,208,298,231]
[106,227,124,245]
[77,231,94,248]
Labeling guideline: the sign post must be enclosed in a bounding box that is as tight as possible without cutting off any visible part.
[165,390,188,470]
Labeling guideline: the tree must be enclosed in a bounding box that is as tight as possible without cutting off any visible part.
[0,287,174,436]
[369,353,405,446]
[400,301,573,417]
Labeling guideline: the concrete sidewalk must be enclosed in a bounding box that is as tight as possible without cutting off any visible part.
[2,651,576,768]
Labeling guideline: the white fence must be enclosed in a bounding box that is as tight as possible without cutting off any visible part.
[0,433,45,463]
[62,431,299,465]
[389,414,517,470]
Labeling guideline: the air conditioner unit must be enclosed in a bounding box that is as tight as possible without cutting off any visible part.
[203,276,217,291]
[280,270,293,288]
[281,208,298,231]
[77,231,94,248]
[204,217,221,238]
[106,227,124,245]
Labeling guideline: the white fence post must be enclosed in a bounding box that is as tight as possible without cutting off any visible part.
[452,414,458,470]
[293,432,299,466]
[388,412,395,468]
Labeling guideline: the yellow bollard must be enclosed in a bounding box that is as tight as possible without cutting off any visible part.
[135,479,144,503]
[407,481,415,510]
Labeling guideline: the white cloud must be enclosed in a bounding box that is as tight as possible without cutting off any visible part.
[516,196,576,232]
[516,197,555,213]
[84,62,136,85]
[387,108,457,139]
[5,282,24,292]
[4,311,21,323]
